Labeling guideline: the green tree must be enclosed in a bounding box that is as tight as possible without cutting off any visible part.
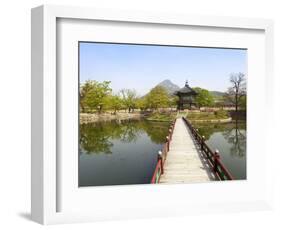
[120,89,137,113]
[168,95,178,111]
[193,87,215,109]
[80,81,94,112]
[135,97,147,111]
[104,94,123,114]
[80,80,112,113]
[145,86,170,110]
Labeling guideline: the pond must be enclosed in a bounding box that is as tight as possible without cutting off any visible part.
[193,120,246,180]
[79,119,170,186]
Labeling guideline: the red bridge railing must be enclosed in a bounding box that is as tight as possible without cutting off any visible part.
[182,117,234,180]
[150,119,176,184]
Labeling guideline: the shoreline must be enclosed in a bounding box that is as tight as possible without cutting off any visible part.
[80,112,144,124]
[188,117,232,123]
[80,113,245,124]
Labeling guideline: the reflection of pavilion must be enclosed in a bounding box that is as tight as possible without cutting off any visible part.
[174,81,197,110]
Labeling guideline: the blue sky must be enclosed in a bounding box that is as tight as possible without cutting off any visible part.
[79,42,247,95]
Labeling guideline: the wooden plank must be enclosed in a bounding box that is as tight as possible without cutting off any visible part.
[159,118,215,184]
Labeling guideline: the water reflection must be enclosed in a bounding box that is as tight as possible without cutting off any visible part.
[79,119,170,186]
[194,119,246,179]
[80,119,170,155]
[222,120,246,157]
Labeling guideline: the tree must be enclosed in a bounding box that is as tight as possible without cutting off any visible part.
[193,87,214,109]
[240,95,246,110]
[224,73,246,112]
[145,86,169,110]
[135,97,147,111]
[79,80,95,112]
[120,89,137,113]
[104,94,123,114]
[80,81,94,112]
[168,95,178,111]
[80,80,112,113]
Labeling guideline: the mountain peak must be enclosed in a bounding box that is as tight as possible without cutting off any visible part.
[159,79,173,84]
[156,79,180,94]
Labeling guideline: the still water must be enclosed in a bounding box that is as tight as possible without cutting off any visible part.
[79,119,246,186]
[194,120,246,180]
[79,119,170,186]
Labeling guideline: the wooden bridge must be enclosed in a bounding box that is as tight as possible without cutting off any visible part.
[151,117,234,184]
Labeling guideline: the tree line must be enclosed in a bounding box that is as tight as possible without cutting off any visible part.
[80,80,178,113]
[80,72,246,114]
[194,72,246,111]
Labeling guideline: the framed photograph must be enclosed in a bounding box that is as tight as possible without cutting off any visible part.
[31,5,274,224]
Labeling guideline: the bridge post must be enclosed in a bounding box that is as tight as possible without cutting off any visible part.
[201,136,205,151]
[170,124,173,138]
[158,151,164,174]
[166,136,170,151]
[169,128,172,140]
[214,150,220,172]
[195,129,199,140]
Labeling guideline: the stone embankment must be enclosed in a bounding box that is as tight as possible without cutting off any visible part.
[80,112,144,124]
[189,117,232,123]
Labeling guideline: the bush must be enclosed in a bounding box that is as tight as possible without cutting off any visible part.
[186,110,229,121]
[145,112,176,122]
[214,109,228,118]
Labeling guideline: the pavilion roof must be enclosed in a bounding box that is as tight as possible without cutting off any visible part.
[175,81,197,95]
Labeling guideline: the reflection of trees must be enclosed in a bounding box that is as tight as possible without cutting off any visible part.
[80,122,114,154]
[118,121,140,143]
[141,121,170,144]
[196,123,225,140]
[80,119,169,154]
[222,119,246,157]
[195,120,246,157]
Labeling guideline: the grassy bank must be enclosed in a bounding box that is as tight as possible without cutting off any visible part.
[145,112,176,122]
[80,112,143,124]
[186,110,230,121]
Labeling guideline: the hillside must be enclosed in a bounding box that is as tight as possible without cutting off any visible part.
[210,91,226,98]
[152,79,225,98]
[156,79,180,94]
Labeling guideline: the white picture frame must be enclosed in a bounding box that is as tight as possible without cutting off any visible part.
[31,5,274,225]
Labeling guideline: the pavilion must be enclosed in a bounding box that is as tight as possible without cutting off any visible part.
[174,81,198,110]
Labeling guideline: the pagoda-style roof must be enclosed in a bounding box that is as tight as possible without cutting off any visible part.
[175,81,197,95]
